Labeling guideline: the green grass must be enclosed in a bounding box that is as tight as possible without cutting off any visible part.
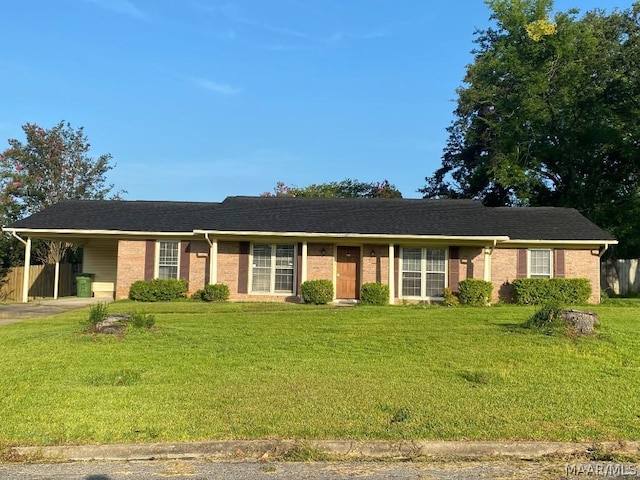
[0,300,639,445]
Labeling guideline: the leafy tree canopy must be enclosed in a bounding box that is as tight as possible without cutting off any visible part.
[263,179,402,198]
[1,121,124,264]
[421,0,640,257]
[1,121,122,219]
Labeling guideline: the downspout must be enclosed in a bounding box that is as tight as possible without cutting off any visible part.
[203,233,218,285]
[11,231,27,246]
[599,242,610,259]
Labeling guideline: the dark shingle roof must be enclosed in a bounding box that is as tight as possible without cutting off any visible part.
[6,196,616,241]
[489,207,615,241]
[7,200,221,232]
[208,197,492,236]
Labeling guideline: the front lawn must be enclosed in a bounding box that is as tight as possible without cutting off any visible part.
[1,301,639,445]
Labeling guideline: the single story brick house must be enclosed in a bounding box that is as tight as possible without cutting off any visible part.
[3,196,616,304]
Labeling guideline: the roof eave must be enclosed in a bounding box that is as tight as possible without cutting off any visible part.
[193,230,511,242]
[1,227,197,237]
[501,239,618,246]
[2,227,616,246]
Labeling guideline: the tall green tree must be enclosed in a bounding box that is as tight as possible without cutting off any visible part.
[421,0,640,257]
[1,121,124,264]
[263,179,402,198]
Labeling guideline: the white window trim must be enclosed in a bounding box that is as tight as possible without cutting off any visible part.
[399,247,448,300]
[249,243,296,295]
[155,240,181,279]
[527,248,553,279]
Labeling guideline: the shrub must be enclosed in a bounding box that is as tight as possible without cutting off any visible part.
[129,278,188,302]
[458,279,493,306]
[442,288,459,307]
[86,302,108,326]
[301,280,334,304]
[512,279,547,305]
[360,282,389,306]
[192,283,230,302]
[526,301,564,329]
[128,312,156,329]
[512,278,591,305]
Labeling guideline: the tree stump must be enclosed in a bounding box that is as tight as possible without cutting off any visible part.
[94,314,130,334]
[560,310,599,335]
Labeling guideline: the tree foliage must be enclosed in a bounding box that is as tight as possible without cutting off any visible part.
[263,179,402,198]
[421,0,640,257]
[1,121,124,264]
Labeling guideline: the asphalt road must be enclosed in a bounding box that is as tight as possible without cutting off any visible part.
[1,459,633,480]
[0,297,106,325]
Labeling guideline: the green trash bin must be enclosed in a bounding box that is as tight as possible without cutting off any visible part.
[76,273,94,298]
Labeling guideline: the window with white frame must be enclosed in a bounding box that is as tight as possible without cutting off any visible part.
[401,248,422,297]
[401,247,447,298]
[528,249,552,278]
[251,243,295,294]
[158,241,179,279]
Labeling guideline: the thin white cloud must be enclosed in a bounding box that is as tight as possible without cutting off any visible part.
[264,43,318,52]
[236,17,311,40]
[122,150,297,182]
[238,17,389,46]
[262,28,389,52]
[81,0,146,19]
[191,77,242,95]
[191,2,390,49]
[324,29,390,44]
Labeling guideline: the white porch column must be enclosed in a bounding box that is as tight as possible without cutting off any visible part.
[209,238,218,285]
[483,246,492,282]
[301,241,308,283]
[53,260,60,299]
[22,237,31,303]
[388,243,395,305]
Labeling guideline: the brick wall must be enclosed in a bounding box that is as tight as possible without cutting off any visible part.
[217,241,241,296]
[307,243,334,281]
[565,249,601,303]
[216,240,301,302]
[114,239,602,304]
[459,247,485,281]
[115,240,146,299]
[188,240,208,295]
[491,248,518,302]
[361,244,390,285]
[490,247,601,303]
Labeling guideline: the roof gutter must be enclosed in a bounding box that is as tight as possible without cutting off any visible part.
[193,230,511,242]
[501,239,618,246]
[2,227,197,237]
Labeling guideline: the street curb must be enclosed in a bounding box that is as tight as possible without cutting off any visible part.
[13,440,640,462]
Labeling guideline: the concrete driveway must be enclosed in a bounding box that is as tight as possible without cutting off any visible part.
[0,297,110,326]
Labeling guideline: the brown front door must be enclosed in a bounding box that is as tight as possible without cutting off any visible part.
[336,246,360,299]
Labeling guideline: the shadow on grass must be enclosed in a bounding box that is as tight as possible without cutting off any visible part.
[491,322,530,334]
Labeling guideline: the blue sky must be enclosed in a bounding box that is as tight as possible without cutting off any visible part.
[0,0,628,201]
